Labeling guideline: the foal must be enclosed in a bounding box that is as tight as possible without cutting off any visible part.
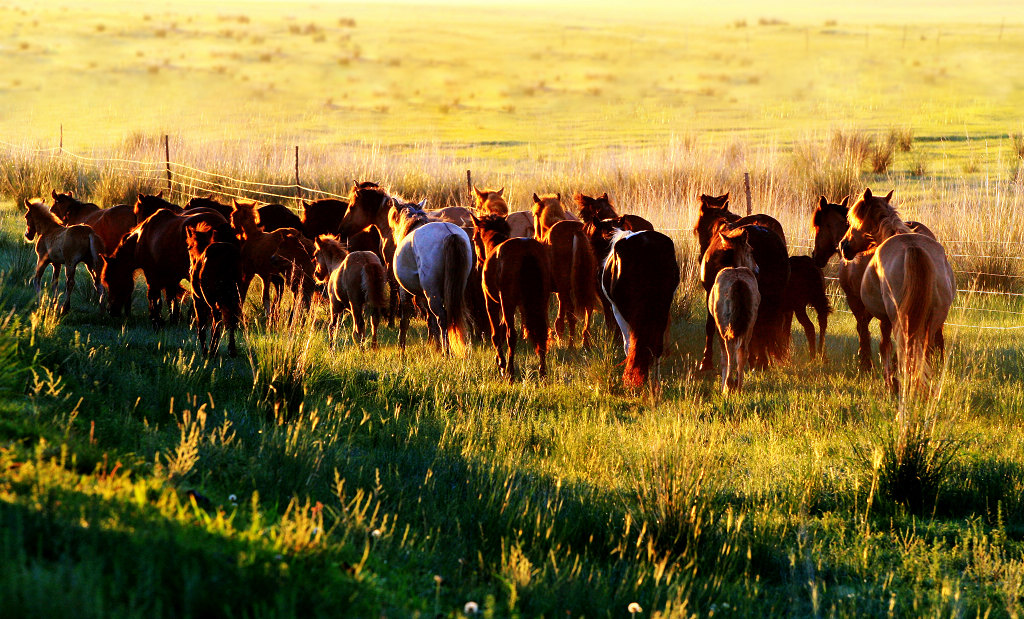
[50,190,136,255]
[313,236,388,348]
[707,230,760,394]
[24,198,105,313]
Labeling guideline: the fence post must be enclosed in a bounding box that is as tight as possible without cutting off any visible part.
[59,124,63,153]
[294,145,301,204]
[466,169,472,205]
[163,134,172,197]
[743,172,752,216]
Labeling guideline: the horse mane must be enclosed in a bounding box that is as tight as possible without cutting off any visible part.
[391,201,430,239]
[812,201,848,227]
[26,199,64,227]
[849,193,911,238]
[475,214,511,234]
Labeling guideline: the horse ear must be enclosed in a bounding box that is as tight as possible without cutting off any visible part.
[556,192,561,202]
[818,196,828,210]
[474,186,486,199]
[156,191,164,199]
[863,188,873,200]
[417,199,427,209]
[470,213,481,227]
[601,192,609,201]
[496,187,504,197]
[51,189,58,199]
[532,193,542,204]
[841,195,849,207]
[884,190,894,202]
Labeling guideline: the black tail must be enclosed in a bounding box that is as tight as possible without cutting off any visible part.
[519,252,550,353]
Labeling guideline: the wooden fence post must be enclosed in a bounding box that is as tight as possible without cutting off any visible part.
[163,135,172,196]
[294,145,301,204]
[59,124,63,153]
[466,169,472,205]
[744,172,752,216]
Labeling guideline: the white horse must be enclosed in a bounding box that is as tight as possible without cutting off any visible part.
[388,200,473,355]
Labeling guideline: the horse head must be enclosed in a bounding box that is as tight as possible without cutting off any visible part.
[811,195,849,267]
[470,213,511,262]
[474,186,508,217]
[840,188,898,259]
[575,192,616,224]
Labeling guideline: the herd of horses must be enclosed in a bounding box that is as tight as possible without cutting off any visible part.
[21,182,954,395]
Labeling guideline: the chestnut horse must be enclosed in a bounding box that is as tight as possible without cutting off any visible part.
[839,189,954,395]
[313,236,388,348]
[101,208,228,325]
[471,214,553,380]
[49,190,136,255]
[600,228,680,387]
[700,224,789,370]
[530,193,579,241]
[811,195,939,370]
[707,232,760,393]
[185,222,243,357]
[474,187,509,217]
[24,198,104,313]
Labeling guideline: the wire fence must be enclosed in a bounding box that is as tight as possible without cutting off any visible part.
[3,139,1023,331]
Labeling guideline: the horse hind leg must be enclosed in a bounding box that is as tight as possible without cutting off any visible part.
[699,308,717,372]
[879,318,897,395]
[719,333,730,394]
[794,306,816,359]
[502,301,518,382]
[61,263,75,314]
[350,298,366,347]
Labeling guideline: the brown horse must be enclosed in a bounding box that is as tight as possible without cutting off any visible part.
[506,211,535,238]
[543,219,597,348]
[255,203,306,235]
[708,232,760,394]
[471,214,552,380]
[186,196,235,220]
[531,193,579,241]
[101,208,229,325]
[313,236,388,348]
[700,224,789,370]
[694,192,787,257]
[574,193,654,232]
[600,228,680,387]
[185,222,243,357]
[302,198,348,238]
[839,189,955,394]
[473,187,509,217]
[50,190,136,255]
[811,195,938,370]
[230,200,303,318]
[24,198,104,313]
[784,256,830,360]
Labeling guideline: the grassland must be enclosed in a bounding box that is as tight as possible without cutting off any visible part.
[3,0,1024,617]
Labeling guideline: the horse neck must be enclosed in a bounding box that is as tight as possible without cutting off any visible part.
[31,209,64,238]
[237,213,262,240]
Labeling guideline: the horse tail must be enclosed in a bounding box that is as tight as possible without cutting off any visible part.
[520,250,549,354]
[363,259,388,311]
[727,276,755,339]
[442,233,469,357]
[89,233,106,272]
[899,245,936,378]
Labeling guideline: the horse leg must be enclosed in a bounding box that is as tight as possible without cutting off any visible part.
[61,263,75,314]
[719,334,730,394]
[699,307,717,372]
[879,317,897,395]
[398,290,412,351]
[735,337,748,393]
[486,296,506,374]
[817,306,829,363]
[170,286,186,325]
[794,306,816,359]
[209,313,224,357]
[930,326,945,364]
[32,256,48,295]
[330,296,344,347]
[847,295,873,372]
[225,305,238,358]
[387,273,399,329]
[50,263,62,303]
[580,306,593,349]
[369,307,380,350]
[350,298,365,347]
[503,301,518,382]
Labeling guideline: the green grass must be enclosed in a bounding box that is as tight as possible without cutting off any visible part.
[2,191,1024,616]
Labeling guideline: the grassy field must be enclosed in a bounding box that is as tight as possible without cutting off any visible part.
[3,0,1024,617]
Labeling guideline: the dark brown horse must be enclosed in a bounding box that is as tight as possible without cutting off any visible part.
[471,214,552,381]
[302,198,348,238]
[600,228,680,387]
[694,192,787,257]
[135,192,182,221]
[101,208,229,325]
[230,200,304,318]
[811,195,939,370]
[700,224,790,370]
[50,190,136,255]
[784,256,831,360]
[186,222,243,357]
[574,193,654,232]
[186,196,235,220]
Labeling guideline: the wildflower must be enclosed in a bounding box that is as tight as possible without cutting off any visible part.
[434,574,443,584]
[628,602,643,615]
[371,528,381,539]
[228,494,238,503]
[464,601,479,615]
